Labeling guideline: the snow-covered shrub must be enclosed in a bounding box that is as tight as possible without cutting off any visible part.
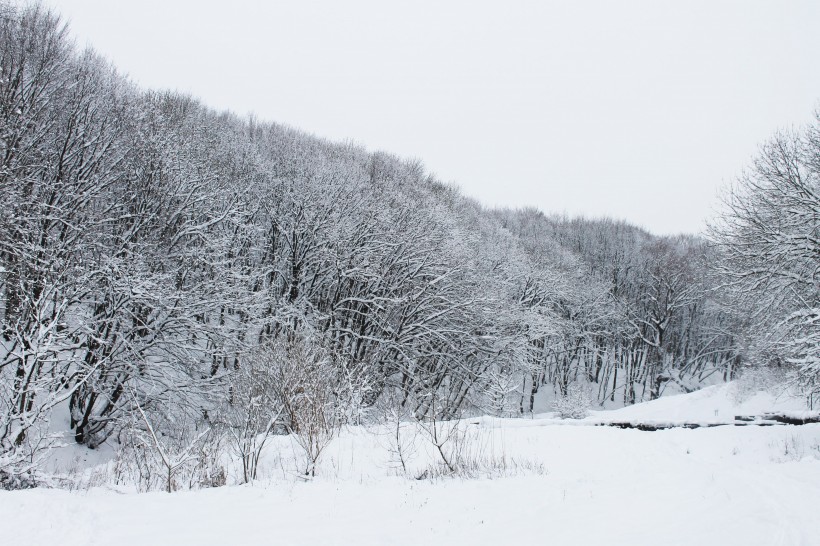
[186,429,228,489]
[0,420,56,490]
[103,400,221,493]
[220,342,287,484]
[0,468,39,490]
[267,334,369,477]
[553,383,591,419]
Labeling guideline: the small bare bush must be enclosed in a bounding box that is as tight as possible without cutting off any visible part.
[414,418,546,480]
[416,393,468,475]
[110,393,220,493]
[411,392,547,480]
[221,343,286,484]
[375,390,419,475]
[267,335,369,477]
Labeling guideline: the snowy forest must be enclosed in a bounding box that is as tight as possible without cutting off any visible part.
[0,3,818,495]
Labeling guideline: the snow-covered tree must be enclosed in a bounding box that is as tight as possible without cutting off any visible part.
[710,113,820,394]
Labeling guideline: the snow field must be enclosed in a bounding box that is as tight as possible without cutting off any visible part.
[3,384,820,545]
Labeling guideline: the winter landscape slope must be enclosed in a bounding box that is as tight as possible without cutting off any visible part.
[3,383,820,546]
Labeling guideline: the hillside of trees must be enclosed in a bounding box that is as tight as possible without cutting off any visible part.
[0,4,816,487]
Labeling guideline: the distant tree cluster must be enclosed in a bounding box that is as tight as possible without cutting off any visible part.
[0,4,814,486]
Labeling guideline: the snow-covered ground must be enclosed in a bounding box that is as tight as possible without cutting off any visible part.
[4,383,820,545]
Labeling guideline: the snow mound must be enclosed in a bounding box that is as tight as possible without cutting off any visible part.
[590,382,808,424]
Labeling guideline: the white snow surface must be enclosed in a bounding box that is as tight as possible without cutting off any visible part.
[3,383,820,545]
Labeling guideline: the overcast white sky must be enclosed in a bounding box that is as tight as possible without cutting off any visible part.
[50,0,820,234]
